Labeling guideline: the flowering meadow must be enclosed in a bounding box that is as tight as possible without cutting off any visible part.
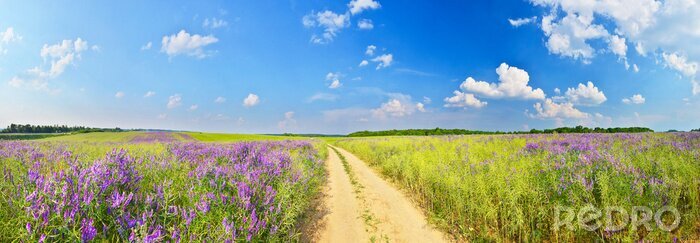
[333,133,700,241]
[0,138,325,242]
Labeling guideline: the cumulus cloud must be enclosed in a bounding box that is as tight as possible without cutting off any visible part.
[372,99,412,118]
[303,10,350,44]
[167,94,182,109]
[326,72,342,89]
[622,94,646,104]
[115,92,125,99]
[563,81,607,106]
[663,52,699,94]
[443,91,487,109]
[161,30,218,59]
[359,60,369,67]
[7,37,91,92]
[528,98,589,120]
[663,52,698,77]
[348,0,381,15]
[529,0,700,80]
[609,35,627,58]
[188,104,199,111]
[243,93,260,107]
[358,19,374,30]
[214,96,226,103]
[459,63,546,100]
[372,54,393,69]
[371,93,424,119]
[1,27,21,54]
[144,91,156,98]
[203,17,228,29]
[365,45,377,56]
[508,16,537,27]
[416,102,426,112]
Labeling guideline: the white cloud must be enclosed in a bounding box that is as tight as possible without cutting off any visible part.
[203,17,228,29]
[326,72,342,89]
[144,91,156,98]
[443,91,488,109]
[564,81,607,106]
[359,60,369,67]
[329,79,342,89]
[9,38,91,92]
[115,91,125,99]
[348,0,381,15]
[358,19,374,30]
[633,64,640,72]
[529,0,700,93]
[459,63,546,100]
[40,38,90,77]
[372,98,412,118]
[554,88,561,94]
[188,104,199,111]
[635,42,646,56]
[161,30,218,59]
[141,42,152,51]
[663,52,699,94]
[540,12,609,62]
[167,94,182,109]
[423,96,432,104]
[508,16,537,27]
[1,27,21,54]
[609,35,627,58]
[365,45,377,56]
[303,10,350,44]
[528,98,589,119]
[416,102,426,112]
[372,53,393,69]
[243,93,260,107]
[278,111,297,130]
[157,114,168,119]
[214,96,226,103]
[307,93,339,102]
[1,27,21,43]
[663,52,697,77]
[622,94,646,104]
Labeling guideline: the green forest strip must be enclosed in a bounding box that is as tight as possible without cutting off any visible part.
[348,126,656,137]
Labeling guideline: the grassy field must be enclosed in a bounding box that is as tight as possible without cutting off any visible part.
[0,134,68,140]
[0,133,326,242]
[183,132,303,142]
[332,133,700,241]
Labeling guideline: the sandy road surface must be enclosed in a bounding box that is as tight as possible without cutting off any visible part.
[314,145,448,243]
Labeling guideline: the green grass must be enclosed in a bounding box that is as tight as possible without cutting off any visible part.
[0,134,67,140]
[184,132,306,142]
[39,131,142,142]
[332,133,699,242]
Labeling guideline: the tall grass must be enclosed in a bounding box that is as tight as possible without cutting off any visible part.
[334,133,699,241]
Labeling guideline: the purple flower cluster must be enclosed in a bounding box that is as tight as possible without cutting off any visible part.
[0,140,323,242]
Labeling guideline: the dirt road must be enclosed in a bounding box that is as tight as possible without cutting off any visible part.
[314,145,448,243]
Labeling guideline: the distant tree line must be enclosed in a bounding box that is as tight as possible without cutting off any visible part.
[527,126,654,134]
[1,124,123,134]
[348,126,654,137]
[692,128,700,132]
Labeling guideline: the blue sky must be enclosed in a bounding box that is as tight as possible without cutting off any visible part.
[1,0,699,134]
